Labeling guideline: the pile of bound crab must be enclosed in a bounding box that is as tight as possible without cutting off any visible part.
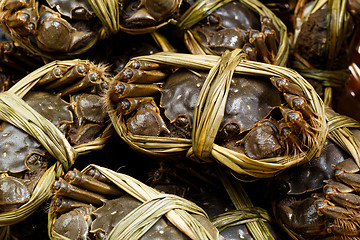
[0,0,359,239]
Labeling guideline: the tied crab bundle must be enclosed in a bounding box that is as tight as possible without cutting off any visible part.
[289,0,360,105]
[0,59,112,228]
[272,108,360,239]
[177,0,289,66]
[0,0,101,58]
[104,49,327,178]
[48,164,222,240]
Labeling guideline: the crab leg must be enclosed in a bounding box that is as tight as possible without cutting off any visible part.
[44,64,89,90]
[64,169,123,197]
[129,60,167,70]
[37,66,68,85]
[314,199,358,220]
[52,178,105,206]
[117,67,169,84]
[109,82,161,103]
[270,77,305,97]
[326,220,360,237]
[59,71,103,96]
[278,119,303,154]
[116,97,155,115]
[249,29,272,64]
[283,93,316,120]
[261,16,279,60]
[87,168,111,183]
[242,43,258,61]
[53,196,92,214]
[324,184,360,209]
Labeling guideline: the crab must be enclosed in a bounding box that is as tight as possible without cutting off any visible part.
[272,136,360,239]
[119,0,183,29]
[0,0,100,54]
[50,168,221,239]
[289,0,360,82]
[0,40,43,92]
[184,1,280,64]
[105,58,318,161]
[0,60,110,212]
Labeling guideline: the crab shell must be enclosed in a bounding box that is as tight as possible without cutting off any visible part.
[160,69,281,137]
[273,139,349,196]
[46,0,95,20]
[0,176,30,212]
[0,91,73,174]
[192,1,261,55]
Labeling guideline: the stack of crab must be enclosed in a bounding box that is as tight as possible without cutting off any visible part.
[0,0,359,239]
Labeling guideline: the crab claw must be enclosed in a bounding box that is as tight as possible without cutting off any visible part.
[124,100,170,136]
[239,119,282,159]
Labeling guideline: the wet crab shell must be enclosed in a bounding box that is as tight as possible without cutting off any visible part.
[0,91,73,174]
[273,138,349,196]
[160,68,282,137]
[45,0,95,20]
[0,176,30,212]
